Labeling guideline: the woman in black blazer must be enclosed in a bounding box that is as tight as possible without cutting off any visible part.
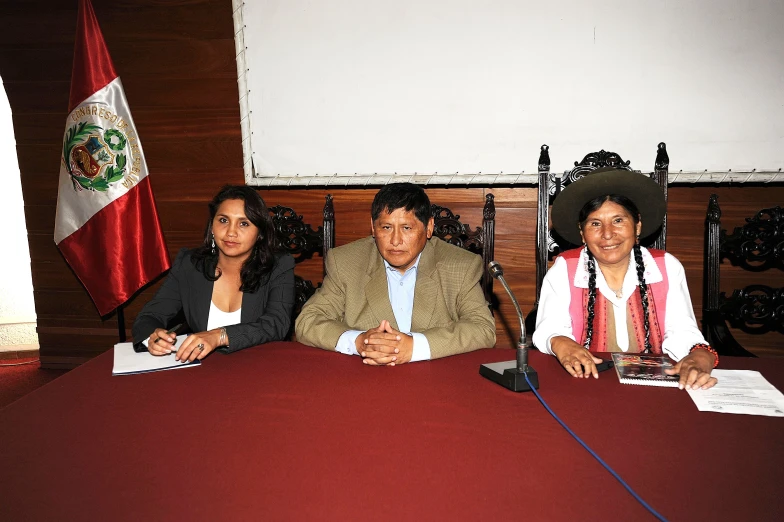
[132,185,295,361]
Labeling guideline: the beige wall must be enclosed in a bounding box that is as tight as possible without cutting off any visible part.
[0,75,37,349]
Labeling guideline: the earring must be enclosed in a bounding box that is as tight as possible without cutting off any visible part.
[636,235,640,245]
[211,235,216,255]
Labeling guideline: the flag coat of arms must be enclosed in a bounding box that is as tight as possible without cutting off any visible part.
[55,0,170,316]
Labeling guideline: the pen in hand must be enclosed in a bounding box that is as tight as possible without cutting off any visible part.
[153,323,182,346]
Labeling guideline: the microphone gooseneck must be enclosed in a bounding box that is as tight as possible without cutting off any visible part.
[479,260,538,392]
[488,261,528,369]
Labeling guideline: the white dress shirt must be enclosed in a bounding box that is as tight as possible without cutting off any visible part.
[532,247,707,362]
[335,254,432,362]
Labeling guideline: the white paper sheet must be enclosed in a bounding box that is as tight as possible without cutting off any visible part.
[687,369,784,417]
[112,335,201,376]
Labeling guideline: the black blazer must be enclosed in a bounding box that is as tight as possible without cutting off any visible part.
[132,248,295,353]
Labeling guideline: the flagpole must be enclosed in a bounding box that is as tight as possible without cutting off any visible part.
[117,304,126,342]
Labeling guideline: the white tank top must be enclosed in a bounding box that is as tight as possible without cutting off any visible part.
[206,301,242,331]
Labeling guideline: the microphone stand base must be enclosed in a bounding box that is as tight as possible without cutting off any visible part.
[479,361,539,392]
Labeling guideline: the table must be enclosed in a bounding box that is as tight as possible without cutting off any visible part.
[1,344,782,521]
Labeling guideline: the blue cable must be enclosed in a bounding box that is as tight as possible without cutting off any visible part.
[524,373,669,522]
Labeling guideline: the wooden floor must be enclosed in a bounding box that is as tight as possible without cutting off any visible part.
[0,345,39,361]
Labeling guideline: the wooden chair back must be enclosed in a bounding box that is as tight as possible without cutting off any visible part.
[528,143,669,334]
[431,193,496,306]
[703,195,783,356]
[269,195,335,317]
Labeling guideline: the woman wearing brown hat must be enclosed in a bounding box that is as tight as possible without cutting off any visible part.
[532,168,718,390]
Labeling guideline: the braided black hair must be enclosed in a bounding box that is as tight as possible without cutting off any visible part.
[633,243,653,353]
[584,249,597,349]
[578,193,649,352]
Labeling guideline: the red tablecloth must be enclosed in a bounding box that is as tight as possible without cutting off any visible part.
[1,344,782,521]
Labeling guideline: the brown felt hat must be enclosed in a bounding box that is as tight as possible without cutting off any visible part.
[551,167,666,245]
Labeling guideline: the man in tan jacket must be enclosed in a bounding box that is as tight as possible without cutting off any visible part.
[295,183,496,365]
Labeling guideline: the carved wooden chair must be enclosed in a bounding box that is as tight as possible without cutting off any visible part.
[527,143,669,334]
[269,195,334,317]
[430,194,496,306]
[703,195,783,356]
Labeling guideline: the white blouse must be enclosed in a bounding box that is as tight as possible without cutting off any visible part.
[532,247,708,362]
[206,301,242,331]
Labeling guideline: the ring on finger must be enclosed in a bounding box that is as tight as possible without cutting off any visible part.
[197,343,205,352]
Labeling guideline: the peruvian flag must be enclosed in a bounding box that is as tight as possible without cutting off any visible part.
[54,0,170,316]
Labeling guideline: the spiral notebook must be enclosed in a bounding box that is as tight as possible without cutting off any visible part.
[611,353,679,387]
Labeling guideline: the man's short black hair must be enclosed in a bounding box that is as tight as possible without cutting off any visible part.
[371,183,432,227]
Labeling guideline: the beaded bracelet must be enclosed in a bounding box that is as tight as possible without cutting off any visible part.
[690,343,719,368]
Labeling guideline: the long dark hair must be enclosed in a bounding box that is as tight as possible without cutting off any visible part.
[578,194,652,353]
[190,185,276,293]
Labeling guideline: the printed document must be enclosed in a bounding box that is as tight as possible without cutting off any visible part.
[112,335,201,376]
[687,369,784,417]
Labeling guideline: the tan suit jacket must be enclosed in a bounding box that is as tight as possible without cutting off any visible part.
[295,236,496,359]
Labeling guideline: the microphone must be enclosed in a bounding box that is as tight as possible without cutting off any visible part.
[479,261,539,392]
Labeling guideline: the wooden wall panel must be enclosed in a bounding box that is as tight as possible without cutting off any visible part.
[0,0,781,367]
[0,40,235,83]
[13,109,243,146]
[0,1,234,46]
[5,79,240,112]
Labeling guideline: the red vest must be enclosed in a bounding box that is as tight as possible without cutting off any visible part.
[560,247,669,353]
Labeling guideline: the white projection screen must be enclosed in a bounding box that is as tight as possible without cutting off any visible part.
[234,0,784,186]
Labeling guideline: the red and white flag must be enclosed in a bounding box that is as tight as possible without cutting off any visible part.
[55,0,170,316]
